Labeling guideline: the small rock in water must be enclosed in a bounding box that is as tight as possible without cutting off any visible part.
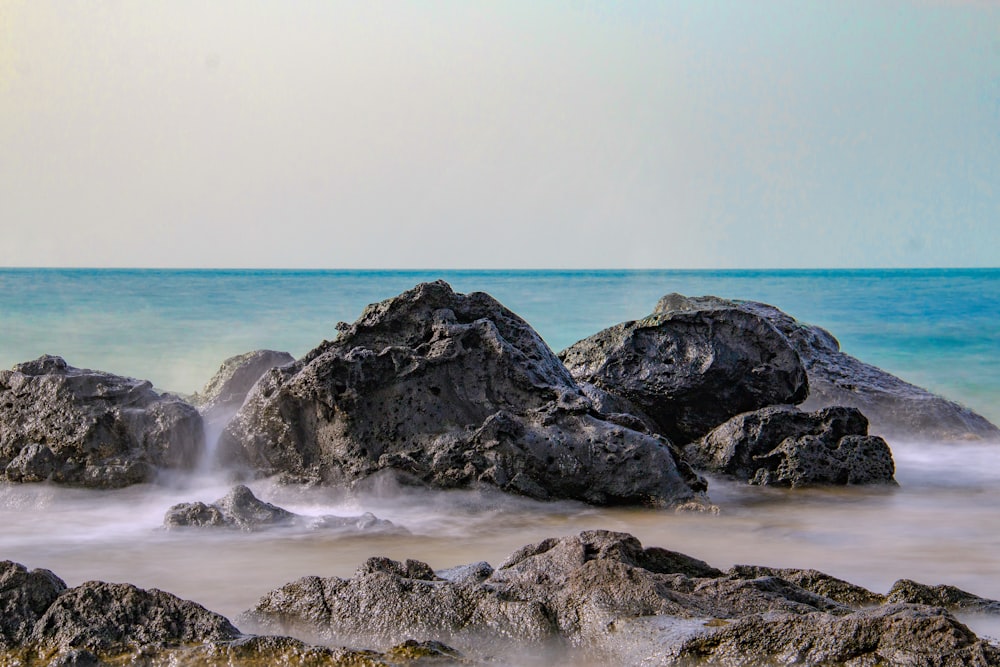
[163,484,403,534]
[687,405,897,487]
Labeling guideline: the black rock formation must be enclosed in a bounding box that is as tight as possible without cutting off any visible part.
[219,281,704,507]
[0,356,203,488]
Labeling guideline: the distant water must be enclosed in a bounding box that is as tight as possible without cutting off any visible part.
[1,268,997,424]
[2,268,1000,657]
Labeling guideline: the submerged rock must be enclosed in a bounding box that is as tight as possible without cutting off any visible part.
[0,356,203,488]
[242,530,1000,666]
[559,301,808,444]
[655,293,1000,442]
[219,281,704,507]
[163,484,402,533]
[687,405,896,487]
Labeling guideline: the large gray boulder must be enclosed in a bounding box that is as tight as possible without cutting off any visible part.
[242,530,1000,666]
[559,300,809,444]
[686,405,896,487]
[655,294,1000,442]
[0,562,67,651]
[0,356,203,488]
[218,281,704,507]
[163,484,402,534]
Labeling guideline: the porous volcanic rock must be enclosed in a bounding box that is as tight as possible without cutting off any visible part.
[0,356,203,488]
[218,281,704,507]
[558,301,808,444]
[686,405,896,487]
[654,293,1000,442]
[242,530,1000,666]
[164,484,401,534]
[192,349,295,421]
[0,562,67,651]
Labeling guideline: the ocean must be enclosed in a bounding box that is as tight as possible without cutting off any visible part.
[1,268,999,654]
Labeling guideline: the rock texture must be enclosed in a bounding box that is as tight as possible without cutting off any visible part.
[243,530,1000,666]
[0,560,464,666]
[655,293,1000,442]
[192,349,294,421]
[163,484,401,533]
[686,405,896,487]
[219,281,704,507]
[558,301,808,444]
[0,356,203,488]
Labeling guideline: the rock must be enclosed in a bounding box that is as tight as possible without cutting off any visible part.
[887,579,1000,614]
[182,635,467,666]
[243,530,1000,665]
[656,293,1000,442]
[192,349,294,420]
[163,484,402,534]
[0,561,67,650]
[686,405,896,486]
[675,604,998,666]
[219,281,704,507]
[559,300,808,444]
[0,355,203,488]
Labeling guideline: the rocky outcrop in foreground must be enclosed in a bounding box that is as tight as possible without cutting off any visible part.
[0,560,462,666]
[5,533,999,665]
[686,405,896,487]
[0,356,203,488]
[242,530,1000,666]
[219,281,704,507]
[653,294,1000,442]
[164,484,402,534]
[559,301,809,444]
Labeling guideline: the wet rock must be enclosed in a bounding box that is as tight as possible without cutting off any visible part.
[657,293,1000,442]
[219,281,703,507]
[0,355,203,488]
[183,635,467,666]
[559,301,808,444]
[29,580,240,657]
[686,405,896,486]
[192,349,294,421]
[163,484,402,534]
[887,579,1000,614]
[243,530,1000,665]
[0,561,67,650]
[677,603,999,666]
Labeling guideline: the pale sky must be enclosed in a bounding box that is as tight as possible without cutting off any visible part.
[1,1,998,268]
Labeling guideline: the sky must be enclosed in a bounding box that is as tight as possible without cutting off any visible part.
[1,1,998,269]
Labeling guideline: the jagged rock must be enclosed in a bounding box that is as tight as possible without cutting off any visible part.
[0,561,68,650]
[686,405,896,486]
[242,530,1000,665]
[655,293,1000,442]
[675,603,997,666]
[218,281,704,507]
[163,484,402,534]
[887,579,1000,614]
[192,349,294,419]
[559,301,808,444]
[0,356,203,488]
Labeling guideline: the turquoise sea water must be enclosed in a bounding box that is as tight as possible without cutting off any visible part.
[1,268,997,425]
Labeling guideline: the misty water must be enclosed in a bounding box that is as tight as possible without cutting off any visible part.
[1,269,999,655]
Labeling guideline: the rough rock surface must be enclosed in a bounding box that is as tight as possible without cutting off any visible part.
[558,301,809,444]
[655,293,1000,442]
[163,484,401,533]
[218,281,704,507]
[0,356,204,488]
[686,405,896,486]
[242,530,1000,666]
[887,579,1000,614]
[192,349,295,420]
[0,561,464,666]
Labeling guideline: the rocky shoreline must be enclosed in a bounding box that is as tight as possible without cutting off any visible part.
[2,281,999,665]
